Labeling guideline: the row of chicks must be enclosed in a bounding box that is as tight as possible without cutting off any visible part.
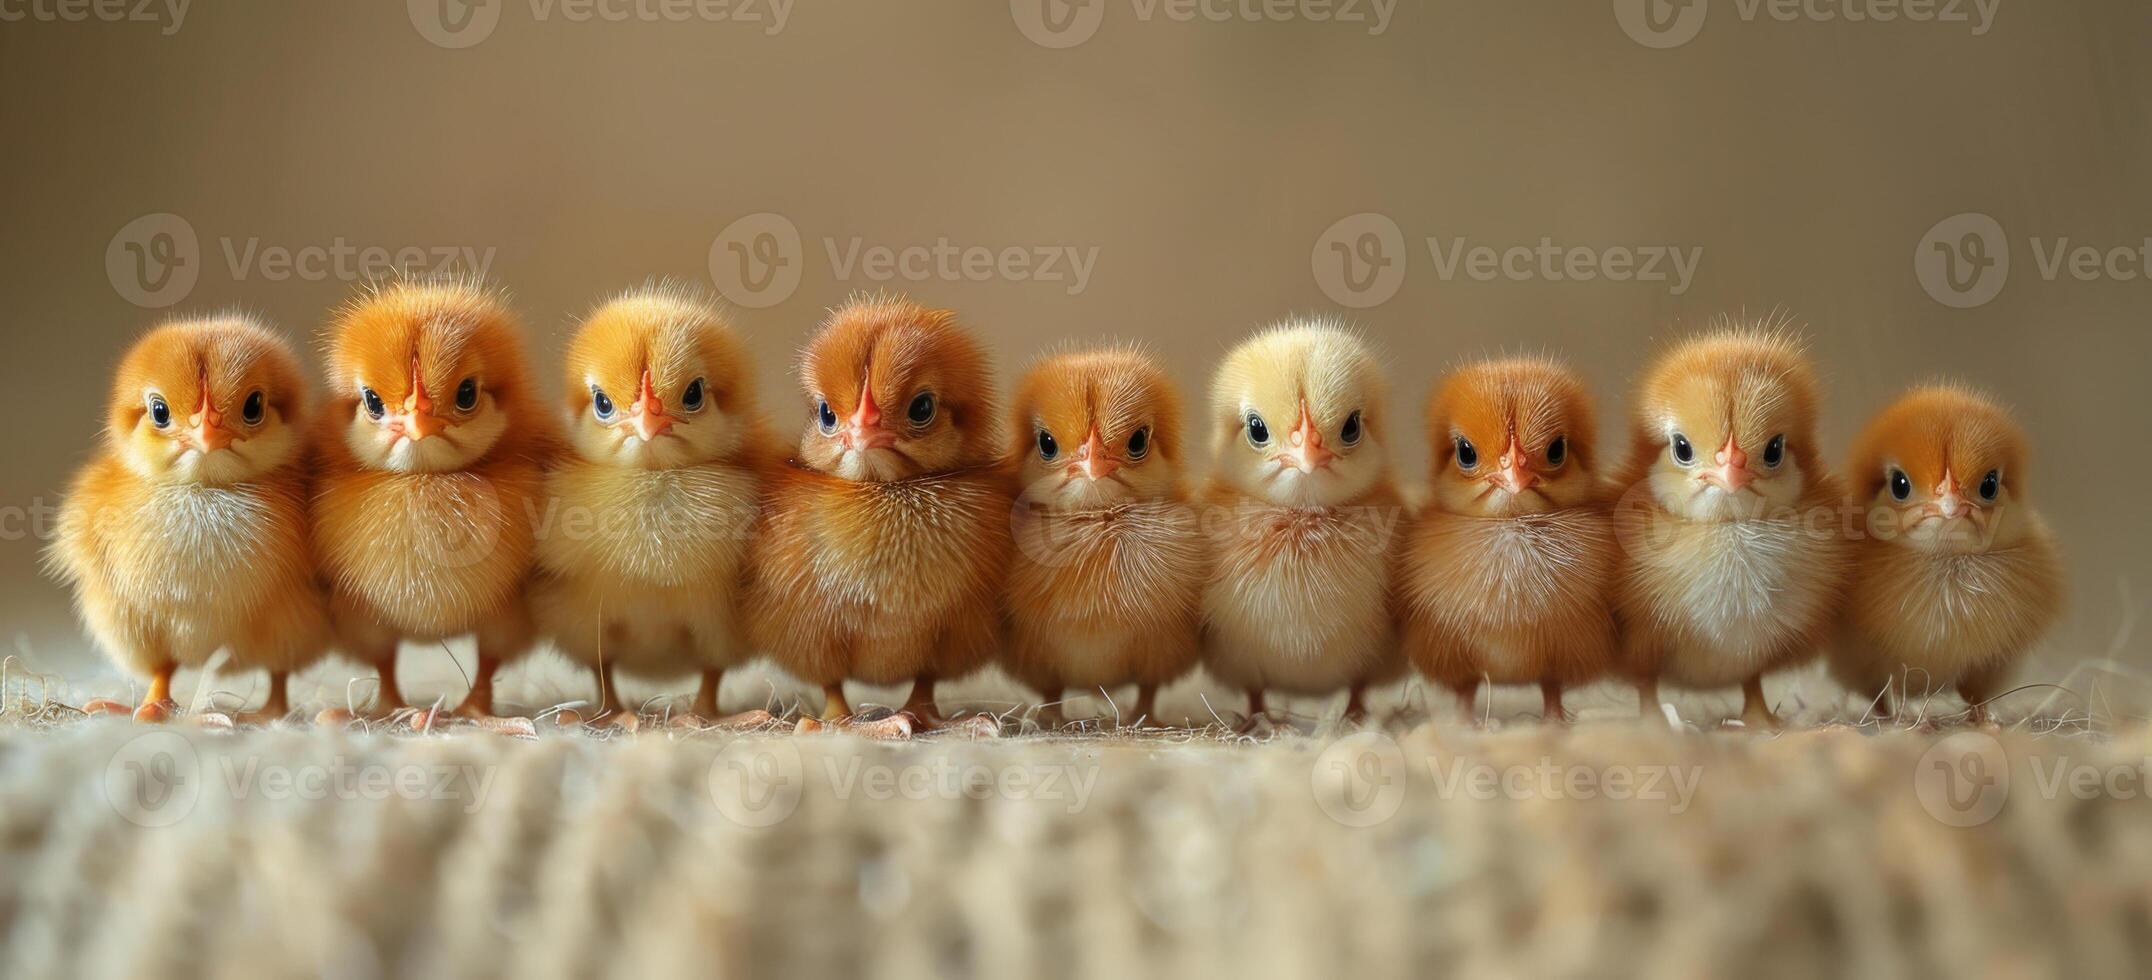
[50,280,2063,733]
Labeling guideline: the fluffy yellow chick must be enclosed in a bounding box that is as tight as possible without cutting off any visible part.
[1830,385,2063,725]
[1612,324,1850,728]
[1397,357,1619,723]
[312,279,560,719]
[534,285,776,727]
[1200,318,1406,727]
[49,316,329,723]
[1004,346,1206,727]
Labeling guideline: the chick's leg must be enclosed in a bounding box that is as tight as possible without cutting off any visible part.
[589,661,636,730]
[1540,680,1572,725]
[820,682,851,722]
[452,656,501,720]
[1131,684,1160,729]
[1342,685,1370,726]
[1739,675,1783,731]
[133,660,178,724]
[1448,679,1481,724]
[1234,689,1268,734]
[236,671,290,726]
[691,669,721,719]
[901,676,947,728]
[1955,664,2008,730]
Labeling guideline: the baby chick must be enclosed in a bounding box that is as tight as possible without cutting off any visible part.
[746,295,1013,729]
[1004,347,1205,727]
[1830,385,2063,725]
[50,315,329,723]
[312,279,560,719]
[1398,358,1619,724]
[534,285,775,728]
[1612,324,1850,728]
[1201,319,1406,727]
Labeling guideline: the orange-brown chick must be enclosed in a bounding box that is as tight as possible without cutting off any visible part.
[1004,347,1205,727]
[1830,385,2062,725]
[533,284,777,726]
[745,295,1014,727]
[311,278,560,719]
[1397,358,1618,723]
[1611,323,1850,727]
[49,315,329,722]
[1200,319,1407,727]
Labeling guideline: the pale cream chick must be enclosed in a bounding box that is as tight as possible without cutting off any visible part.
[1613,323,1850,727]
[1200,319,1406,725]
[534,285,775,727]
[1830,385,2063,724]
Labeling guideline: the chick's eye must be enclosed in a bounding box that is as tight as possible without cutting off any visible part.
[455,378,479,412]
[1979,470,2001,501]
[1036,429,1058,461]
[360,388,385,421]
[1889,469,1912,501]
[147,394,172,428]
[1546,436,1567,466]
[1455,437,1478,471]
[591,387,616,420]
[682,378,706,411]
[1245,412,1271,448]
[242,391,265,425]
[1127,426,1150,460]
[1671,433,1695,466]
[1763,434,1786,468]
[816,400,839,434]
[907,393,936,426]
[1340,411,1363,447]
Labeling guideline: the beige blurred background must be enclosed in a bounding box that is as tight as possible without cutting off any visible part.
[1,1,2146,704]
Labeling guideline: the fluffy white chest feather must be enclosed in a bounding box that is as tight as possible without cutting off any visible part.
[808,479,998,616]
[541,464,756,588]
[1206,506,1395,685]
[332,473,523,622]
[1632,512,1839,684]
[1886,550,2048,661]
[125,483,284,616]
[1427,516,1594,634]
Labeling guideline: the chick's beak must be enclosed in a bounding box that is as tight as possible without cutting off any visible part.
[631,368,674,442]
[395,360,445,442]
[840,379,893,451]
[1701,434,1753,492]
[1933,470,1969,519]
[187,381,232,453]
[1280,401,1335,473]
[1494,434,1538,494]
[1069,427,1119,482]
